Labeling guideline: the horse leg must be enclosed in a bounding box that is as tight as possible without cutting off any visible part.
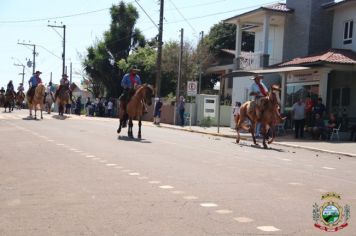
[40,105,43,119]
[128,118,133,138]
[250,122,258,145]
[138,118,142,139]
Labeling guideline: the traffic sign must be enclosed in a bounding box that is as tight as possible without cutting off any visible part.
[187,81,197,96]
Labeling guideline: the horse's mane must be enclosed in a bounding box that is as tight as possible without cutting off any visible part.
[135,84,154,95]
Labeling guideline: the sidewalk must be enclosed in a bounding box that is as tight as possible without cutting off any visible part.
[149,122,356,157]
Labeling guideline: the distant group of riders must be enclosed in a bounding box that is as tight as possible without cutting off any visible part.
[0,70,73,115]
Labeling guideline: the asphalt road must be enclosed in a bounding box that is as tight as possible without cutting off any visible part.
[1,110,355,236]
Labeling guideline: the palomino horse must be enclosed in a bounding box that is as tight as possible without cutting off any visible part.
[235,85,282,149]
[117,84,154,139]
[44,91,54,114]
[4,91,15,112]
[15,91,25,109]
[27,84,45,119]
[56,87,70,116]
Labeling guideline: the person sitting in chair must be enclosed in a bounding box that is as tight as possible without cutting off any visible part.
[119,66,142,128]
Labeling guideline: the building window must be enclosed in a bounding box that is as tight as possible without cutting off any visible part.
[331,88,350,107]
[344,20,353,44]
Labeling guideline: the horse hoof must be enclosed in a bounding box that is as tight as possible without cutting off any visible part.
[138,135,142,139]
[117,128,121,134]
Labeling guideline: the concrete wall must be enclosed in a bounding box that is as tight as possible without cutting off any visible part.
[332,2,356,51]
[283,0,332,60]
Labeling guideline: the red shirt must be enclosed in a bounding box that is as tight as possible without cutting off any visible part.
[306,100,313,113]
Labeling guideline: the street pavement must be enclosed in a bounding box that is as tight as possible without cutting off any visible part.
[0,109,355,236]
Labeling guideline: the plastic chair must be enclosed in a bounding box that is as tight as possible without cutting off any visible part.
[275,119,286,136]
[330,123,341,141]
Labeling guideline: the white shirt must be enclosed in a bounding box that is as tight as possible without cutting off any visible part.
[250,82,268,100]
[108,101,113,110]
[233,106,240,116]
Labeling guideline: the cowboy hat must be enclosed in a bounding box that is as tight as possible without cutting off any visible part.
[35,70,42,74]
[62,74,69,78]
[130,65,140,72]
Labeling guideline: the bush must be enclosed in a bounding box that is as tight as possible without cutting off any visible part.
[200,116,213,127]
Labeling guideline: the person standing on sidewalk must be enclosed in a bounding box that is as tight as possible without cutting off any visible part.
[153,98,163,125]
[178,96,185,126]
[292,98,306,139]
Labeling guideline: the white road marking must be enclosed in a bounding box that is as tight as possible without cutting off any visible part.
[138,176,148,180]
[106,164,117,167]
[74,150,83,153]
[92,158,100,160]
[171,191,184,195]
[315,188,327,193]
[200,203,218,208]
[322,166,335,170]
[159,185,174,189]
[86,155,95,158]
[148,181,161,184]
[183,196,198,200]
[129,172,140,176]
[47,139,54,142]
[234,217,254,223]
[257,226,280,232]
[215,209,233,214]
[69,148,77,151]
[121,169,132,172]
[281,158,291,161]
[288,182,304,186]
[99,160,107,163]
[56,143,65,146]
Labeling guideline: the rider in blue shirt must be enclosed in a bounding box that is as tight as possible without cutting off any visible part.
[27,71,42,98]
[119,66,142,128]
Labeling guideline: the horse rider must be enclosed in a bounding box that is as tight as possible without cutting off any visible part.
[0,87,5,95]
[250,74,284,122]
[119,65,142,127]
[6,80,15,96]
[45,81,55,102]
[28,71,42,99]
[17,83,25,94]
[55,74,73,102]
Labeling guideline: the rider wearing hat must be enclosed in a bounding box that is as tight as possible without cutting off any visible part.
[249,74,284,122]
[0,87,5,95]
[17,83,24,93]
[28,71,43,98]
[119,66,142,127]
[55,74,73,102]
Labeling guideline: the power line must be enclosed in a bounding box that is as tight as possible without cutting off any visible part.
[167,0,197,34]
[0,7,110,24]
[166,1,279,24]
[37,45,62,60]
[134,0,159,29]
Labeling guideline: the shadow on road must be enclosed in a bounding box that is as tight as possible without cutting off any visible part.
[22,116,41,121]
[52,115,69,120]
[117,136,152,143]
[237,142,286,153]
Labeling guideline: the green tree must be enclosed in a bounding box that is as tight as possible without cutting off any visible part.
[82,1,145,98]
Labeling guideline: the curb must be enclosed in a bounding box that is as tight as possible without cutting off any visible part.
[154,124,356,158]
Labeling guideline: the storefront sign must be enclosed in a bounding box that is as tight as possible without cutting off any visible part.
[287,71,321,83]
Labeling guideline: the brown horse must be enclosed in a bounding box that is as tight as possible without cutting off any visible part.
[15,91,25,109]
[235,85,282,149]
[4,91,16,112]
[117,84,154,139]
[27,84,45,119]
[56,88,70,116]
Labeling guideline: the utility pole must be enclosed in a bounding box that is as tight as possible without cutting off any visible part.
[48,23,66,75]
[198,31,204,94]
[155,0,164,97]
[14,63,25,84]
[174,28,184,125]
[17,42,36,74]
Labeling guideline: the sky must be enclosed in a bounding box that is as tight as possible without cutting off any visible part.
[0,0,281,91]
